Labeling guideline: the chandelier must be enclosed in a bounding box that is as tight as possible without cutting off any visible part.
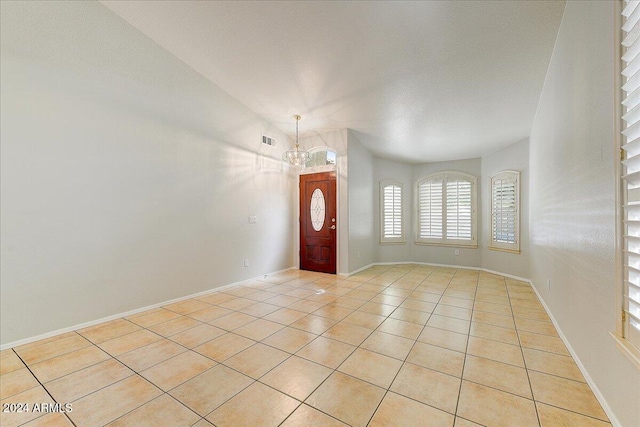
[282,115,310,166]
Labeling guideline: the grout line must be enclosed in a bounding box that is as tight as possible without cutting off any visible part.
[276,402,346,427]
[363,268,454,425]
[323,292,407,423]
[104,392,202,426]
[12,335,95,367]
[452,271,480,420]
[507,277,543,427]
[10,348,79,427]
[533,401,614,424]
[277,267,420,425]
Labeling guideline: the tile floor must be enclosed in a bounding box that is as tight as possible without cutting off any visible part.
[0,264,611,427]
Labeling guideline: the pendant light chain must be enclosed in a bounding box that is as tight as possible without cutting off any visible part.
[295,115,300,150]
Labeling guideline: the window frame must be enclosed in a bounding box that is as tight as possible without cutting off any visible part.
[489,170,520,253]
[380,180,405,244]
[615,0,640,368]
[415,171,477,248]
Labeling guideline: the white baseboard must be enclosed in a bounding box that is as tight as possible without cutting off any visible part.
[0,266,295,351]
[349,261,481,274]
[527,282,621,427]
[343,263,375,276]
[347,261,529,282]
[480,267,530,283]
[418,261,481,271]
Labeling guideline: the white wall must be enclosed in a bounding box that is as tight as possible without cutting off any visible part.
[411,158,483,267]
[529,2,640,426]
[347,130,375,272]
[0,1,294,345]
[481,139,530,278]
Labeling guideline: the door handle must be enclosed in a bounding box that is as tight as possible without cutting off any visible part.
[330,225,336,230]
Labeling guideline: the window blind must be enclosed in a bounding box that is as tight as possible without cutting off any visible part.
[382,184,402,239]
[416,172,476,247]
[621,0,640,350]
[418,179,443,239]
[446,179,472,240]
[490,171,520,252]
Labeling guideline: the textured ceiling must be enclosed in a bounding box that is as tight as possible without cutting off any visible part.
[102,1,566,163]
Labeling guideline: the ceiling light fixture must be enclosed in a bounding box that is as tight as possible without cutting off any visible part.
[282,114,310,166]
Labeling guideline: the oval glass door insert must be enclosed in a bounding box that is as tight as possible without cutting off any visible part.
[310,188,326,231]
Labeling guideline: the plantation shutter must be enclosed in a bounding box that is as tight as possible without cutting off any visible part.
[490,171,520,251]
[382,184,402,240]
[418,179,443,239]
[446,178,473,240]
[621,0,640,350]
[417,172,476,247]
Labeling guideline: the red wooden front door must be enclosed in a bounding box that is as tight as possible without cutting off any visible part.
[300,172,337,274]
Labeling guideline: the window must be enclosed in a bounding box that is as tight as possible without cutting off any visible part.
[620,0,640,356]
[380,180,404,243]
[416,172,477,247]
[490,171,520,253]
[305,146,337,167]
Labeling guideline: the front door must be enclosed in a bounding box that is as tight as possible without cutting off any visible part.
[300,172,337,274]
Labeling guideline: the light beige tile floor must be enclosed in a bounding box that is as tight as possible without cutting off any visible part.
[0,265,612,427]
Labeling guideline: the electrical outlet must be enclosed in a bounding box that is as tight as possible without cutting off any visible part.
[547,279,551,290]
[357,251,361,259]
[454,249,460,256]
[248,216,257,224]
[244,259,249,267]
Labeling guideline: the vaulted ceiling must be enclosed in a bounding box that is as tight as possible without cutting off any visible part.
[102,1,566,163]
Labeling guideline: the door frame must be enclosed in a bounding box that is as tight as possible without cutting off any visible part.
[295,165,341,274]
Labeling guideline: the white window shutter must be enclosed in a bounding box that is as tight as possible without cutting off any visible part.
[490,171,520,252]
[621,0,640,350]
[380,181,404,243]
[418,179,443,239]
[446,179,473,240]
[416,172,477,247]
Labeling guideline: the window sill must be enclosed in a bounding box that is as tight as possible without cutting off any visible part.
[610,332,640,370]
[380,240,406,245]
[489,246,521,254]
[414,241,478,249]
